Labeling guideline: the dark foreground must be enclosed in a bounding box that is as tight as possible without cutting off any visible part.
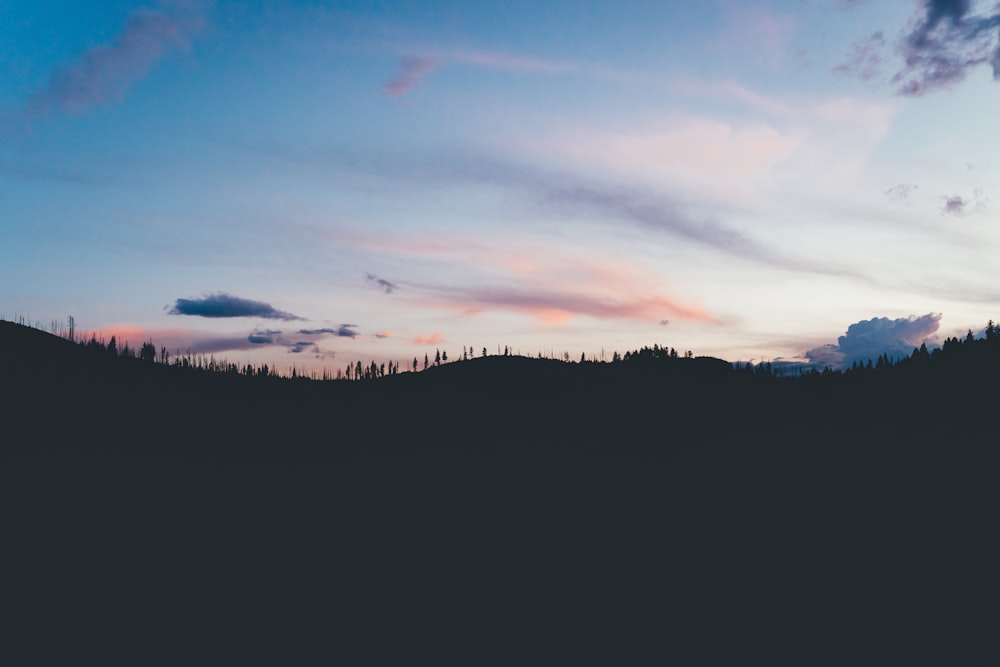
[2,322,997,663]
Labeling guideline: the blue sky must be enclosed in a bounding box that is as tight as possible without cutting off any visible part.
[2,0,999,373]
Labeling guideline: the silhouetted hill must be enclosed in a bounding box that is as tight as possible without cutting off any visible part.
[3,319,998,662]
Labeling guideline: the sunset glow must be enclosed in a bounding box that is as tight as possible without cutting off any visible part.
[3,1,998,372]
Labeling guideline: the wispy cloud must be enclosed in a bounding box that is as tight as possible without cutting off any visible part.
[413,332,444,345]
[297,325,359,338]
[340,232,719,325]
[167,293,303,321]
[805,313,941,368]
[384,55,441,95]
[540,181,861,278]
[420,283,716,326]
[365,273,398,294]
[894,0,1000,95]
[382,46,637,95]
[834,31,886,81]
[26,3,205,117]
[886,183,918,201]
[257,144,870,279]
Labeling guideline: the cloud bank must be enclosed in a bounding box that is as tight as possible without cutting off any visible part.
[167,293,303,321]
[805,313,942,369]
[27,4,205,117]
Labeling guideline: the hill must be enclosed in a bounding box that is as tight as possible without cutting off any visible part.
[3,319,998,662]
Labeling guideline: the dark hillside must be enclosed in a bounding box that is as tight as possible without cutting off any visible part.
[3,320,998,662]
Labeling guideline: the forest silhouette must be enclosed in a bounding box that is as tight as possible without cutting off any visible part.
[3,316,997,662]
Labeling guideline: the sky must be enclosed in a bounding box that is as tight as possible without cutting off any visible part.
[2,0,999,374]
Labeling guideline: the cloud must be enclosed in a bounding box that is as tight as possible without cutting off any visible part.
[248,329,282,344]
[26,4,205,117]
[422,283,716,326]
[894,0,1000,95]
[297,325,358,338]
[288,341,319,354]
[167,293,303,321]
[259,146,867,279]
[886,183,918,201]
[384,55,441,96]
[541,182,860,278]
[365,273,397,294]
[941,195,966,215]
[834,31,886,81]
[413,332,444,346]
[381,47,636,96]
[805,313,942,369]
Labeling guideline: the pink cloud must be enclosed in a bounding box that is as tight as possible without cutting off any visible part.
[413,332,445,345]
[384,55,442,96]
[335,231,719,325]
[382,47,637,95]
[419,286,716,326]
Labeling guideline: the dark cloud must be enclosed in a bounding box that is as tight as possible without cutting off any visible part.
[886,183,918,201]
[805,313,941,369]
[894,0,1000,95]
[288,341,318,354]
[297,325,358,338]
[942,195,966,214]
[365,273,397,294]
[834,31,886,80]
[384,56,441,96]
[167,293,303,321]
[248,329,282,345]
[26,5,204,117]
